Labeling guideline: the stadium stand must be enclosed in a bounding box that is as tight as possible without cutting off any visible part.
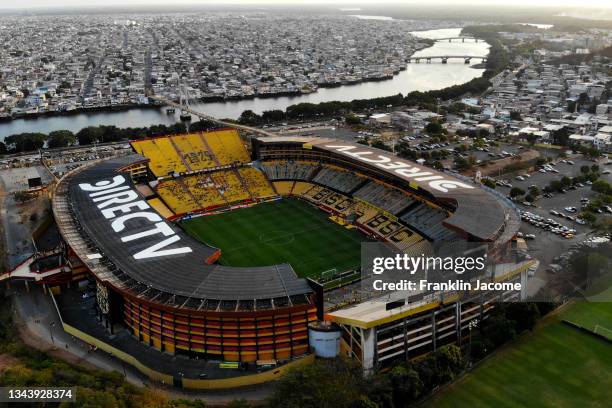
[399,203,454,241]
[363,214,403,238]
[131,137,187,177]
[312,165,364,194]
[320,192,345,208]
[302,185,334,204]
[172,134,217,170]
[353,181,415,214]
[404,239,434,256]
[147,197,174,219]
[238,167,276,199]
[388,229,425,252]
[262,161,319,181]
[211,170,251,203]
[291,181,315,196]
[156,179,199,214]
[273,181,295,195]
[131,130,251,179]
[206,129,250,165]
[183,174,227,209]
[353,200,380,224]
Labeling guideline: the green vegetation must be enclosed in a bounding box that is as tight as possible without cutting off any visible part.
[481,178,496,189]
[1,120,219,154]
[47,130,77,149]
[269,345,466,408]
[461,25,512,77]
[13,190,36,204]
[427,302,612,408]
[181,198,371,279]
[0,294,206,407]
[509,187,526,198]
[237,75,495,126]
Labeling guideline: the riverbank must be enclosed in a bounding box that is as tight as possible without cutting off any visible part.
[4,103,159,122]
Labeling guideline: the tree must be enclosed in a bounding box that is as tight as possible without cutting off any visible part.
[525,133,538,145]
[371,140,391,152]
[549,179,563,192]
[510,111,522,121]
[267,359,374,408]
[580,165,591,174]
[482,178,496,189]
[577,92,590,111]
[484,313,517,347]
[510,187,525,198]
[388,364,424,405]
[76,127,104,146]
[261,109,285,123]
[425,121,444,135]
[581,211,597,224]
[528,185,540,197]
[13,191,35,203]
[503,303,540,332]
[5,133,47,153]
[345,114,362,125]
[47,130,76,148]
[552,127,570,145]
[433,344,465,382]
[560,176,572,187]
[592,179,611,195]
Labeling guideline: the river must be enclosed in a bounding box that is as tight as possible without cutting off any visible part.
[0,27,490,140]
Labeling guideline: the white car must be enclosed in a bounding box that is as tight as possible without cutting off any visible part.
[525,234,536,240]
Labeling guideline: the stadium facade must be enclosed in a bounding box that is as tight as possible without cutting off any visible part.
[22,129,529,385]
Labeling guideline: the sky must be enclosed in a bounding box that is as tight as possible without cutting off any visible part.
[2,0,612,10]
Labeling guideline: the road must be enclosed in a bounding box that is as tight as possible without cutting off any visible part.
[9,285,274,404]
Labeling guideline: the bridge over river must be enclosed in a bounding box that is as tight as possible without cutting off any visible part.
[407,55,488,64]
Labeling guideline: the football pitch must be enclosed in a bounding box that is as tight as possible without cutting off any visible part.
[180,198,371,278]
[427,302,612,407]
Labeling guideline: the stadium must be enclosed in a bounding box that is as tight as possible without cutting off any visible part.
[43,128,531,386]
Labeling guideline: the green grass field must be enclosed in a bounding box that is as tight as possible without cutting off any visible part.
[427,302,612,408]
[180,198,371,278]
[562,301,612,339]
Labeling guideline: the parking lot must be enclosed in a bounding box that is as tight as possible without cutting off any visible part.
[487,153,612,292]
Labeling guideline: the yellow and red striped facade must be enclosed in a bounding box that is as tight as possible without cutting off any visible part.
[123,296,317,362]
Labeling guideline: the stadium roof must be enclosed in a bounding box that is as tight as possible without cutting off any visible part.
[256,136,517,242]
[54,155,313,307]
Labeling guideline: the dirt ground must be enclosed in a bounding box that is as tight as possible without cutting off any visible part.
[463,148,540,177]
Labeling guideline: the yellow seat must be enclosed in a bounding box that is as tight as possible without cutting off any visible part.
[204,129,250,166]
[238,167,276,199]
[171,134,217,170]
[131,138,187,177]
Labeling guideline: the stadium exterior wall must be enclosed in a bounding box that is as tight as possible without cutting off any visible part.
[121,291,317,362]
